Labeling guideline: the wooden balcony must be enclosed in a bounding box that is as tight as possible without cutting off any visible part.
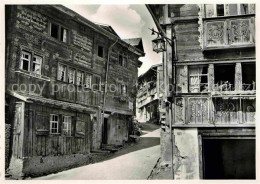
[203,15,255,50]
[173,95,255,127]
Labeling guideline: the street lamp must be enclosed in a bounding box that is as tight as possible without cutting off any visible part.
[152,37,166,53]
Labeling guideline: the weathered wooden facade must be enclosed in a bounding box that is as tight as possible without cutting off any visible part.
[5,5,144,178]
[136,64,163,124]
[148,4,255,179]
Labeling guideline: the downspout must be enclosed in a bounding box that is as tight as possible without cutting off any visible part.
[102,39,118,146]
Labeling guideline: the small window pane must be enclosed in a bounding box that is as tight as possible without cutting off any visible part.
[58,64,67,82]
[205,4,215,18]
[217,4,224,16]
[61,27,67,43]
[240,4,249,15]
[119,55,123,66]
[68,68,75,84]
[21,51,31,71]
[98,46,104,58]
[32,55,42,75]
[22,60,29,71]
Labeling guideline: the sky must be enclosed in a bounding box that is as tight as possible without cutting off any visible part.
[65,4,162,76]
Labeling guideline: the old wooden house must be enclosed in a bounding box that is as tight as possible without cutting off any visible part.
[5,5,144,178]
[148,4,255,179]
[136,64,163,124]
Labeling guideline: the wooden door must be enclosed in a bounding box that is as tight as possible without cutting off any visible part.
[12,102,25,158]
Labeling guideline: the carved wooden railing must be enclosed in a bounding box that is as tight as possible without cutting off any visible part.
[173,96,255,127]
[203,15,255,49]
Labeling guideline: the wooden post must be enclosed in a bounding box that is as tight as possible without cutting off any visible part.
[208,64,214,92]
[235,63,242,91]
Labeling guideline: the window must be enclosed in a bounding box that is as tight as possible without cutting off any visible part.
[122,84,127,95]
[119,55,123,66]
[50,114,59,134]
[63,116,72,136]
[20,51,43,74]
[189,66,208,93]
[214,64,235,91]
[216,4,224,16]
[76,71,84,86]
[58,64,67,82]
[240,4,249,15]
[118,54,127,67]
[242,63,255,91]
[32,55,42,74]
[85,73,92,88]
[68,68,75,84]
[21,51,31,71]
[98,46,104,58]
[50,23,59,39]
[50,23,68,43]
[92,75,101,91]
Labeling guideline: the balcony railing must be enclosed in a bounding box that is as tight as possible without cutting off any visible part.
[203,15,255,50]
[173,96,255,127]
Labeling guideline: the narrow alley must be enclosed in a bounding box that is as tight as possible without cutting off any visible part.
[35,123,160,180]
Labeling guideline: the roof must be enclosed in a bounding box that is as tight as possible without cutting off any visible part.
[52,5,145,57]
[123,38,144,52]
[7,90,97,114]
[95,23,120,38]
[139,63,162,79]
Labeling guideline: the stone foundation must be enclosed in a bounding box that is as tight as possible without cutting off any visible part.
[8,153,111,179]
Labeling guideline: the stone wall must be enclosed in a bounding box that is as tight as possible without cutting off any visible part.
[9,153,112,178]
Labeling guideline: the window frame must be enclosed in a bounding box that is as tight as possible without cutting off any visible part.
[57,63,67,82]
[20,51,31,71]
[67,67,76,84]
[20,50,43,75]
[76,70,84,86]
[50,114,59,134]
[32,55,42,75]
[49,22,69,43]
[92,75,101,91]
[188,65,209,93]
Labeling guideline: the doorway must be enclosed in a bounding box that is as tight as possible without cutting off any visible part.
[202,138,255,179]
[102,118,108,144]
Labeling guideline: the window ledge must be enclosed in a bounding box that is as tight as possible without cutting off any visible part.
[15,70,50,81]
